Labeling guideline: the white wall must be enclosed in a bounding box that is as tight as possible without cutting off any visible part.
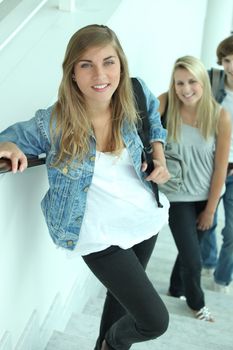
[201,0,233,69]
[0,0,223,348]
[108,0,207,95]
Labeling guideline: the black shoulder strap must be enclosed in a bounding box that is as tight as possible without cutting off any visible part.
[161,95,168,128]
[210,68,221,99]
[131,77,163,208]
[131,77,151,152]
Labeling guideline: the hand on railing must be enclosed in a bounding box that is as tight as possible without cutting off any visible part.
[0,154,46,174]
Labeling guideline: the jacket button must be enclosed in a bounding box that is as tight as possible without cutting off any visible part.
[90,156,96,161]
[83,186,89,192]
[76,216,82,224]
[67,240,74,247]
[62,166,68,174]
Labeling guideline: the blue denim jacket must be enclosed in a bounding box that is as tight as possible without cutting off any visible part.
[0,78,166,250]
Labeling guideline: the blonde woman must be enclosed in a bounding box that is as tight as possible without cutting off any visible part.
[158,55,231,321]
[0,25,170,350]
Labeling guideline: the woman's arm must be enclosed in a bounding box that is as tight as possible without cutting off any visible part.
[145,141,170,184]
[141,140,170,184]
[0,107,52,157]
[136,78,167,144]
[157,92,168,117]
[197,108,232,230]
[137,79,170,183]
[139,79,170,184]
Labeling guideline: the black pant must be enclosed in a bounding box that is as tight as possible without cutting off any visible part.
[82,235,169,350]
[168,201,207,310]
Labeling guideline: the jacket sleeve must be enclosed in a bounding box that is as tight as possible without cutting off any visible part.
[0,107,52,156]
[136,77,167,144]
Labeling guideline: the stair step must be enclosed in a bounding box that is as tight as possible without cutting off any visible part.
[45,289,233,350]
[44,330,94,350]
[46,309,232,350]
[147,255,233,290]
[82,287,233,325]
[165,313,232,349]
[132,312,233,350]
[65,313,100,340]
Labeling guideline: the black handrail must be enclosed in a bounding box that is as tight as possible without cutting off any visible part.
[0,155,46,174]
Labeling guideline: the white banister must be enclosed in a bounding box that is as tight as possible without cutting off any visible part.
[0,0,48,51]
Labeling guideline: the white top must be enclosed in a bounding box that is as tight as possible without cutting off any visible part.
[71,148,169,256]
[222,88,233,162]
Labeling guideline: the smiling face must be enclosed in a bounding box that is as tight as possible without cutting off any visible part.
[174,68,203,106]
[222,54,233,87]
[73,44,121,108]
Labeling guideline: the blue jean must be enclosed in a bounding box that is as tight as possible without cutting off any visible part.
[201,175,233,286]
[200,211,218,269]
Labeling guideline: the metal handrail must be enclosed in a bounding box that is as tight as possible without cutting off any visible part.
[0,155,46,174]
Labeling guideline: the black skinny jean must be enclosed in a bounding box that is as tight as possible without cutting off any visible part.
[82,235,169,350]
[168,201,207,311]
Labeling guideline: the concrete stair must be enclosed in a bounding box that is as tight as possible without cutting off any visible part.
[45,223,233,350]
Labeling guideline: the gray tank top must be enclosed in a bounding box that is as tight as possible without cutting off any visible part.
[167,123,216,202]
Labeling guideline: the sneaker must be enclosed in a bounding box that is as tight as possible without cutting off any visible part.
[194,306,214,322]
[213,281,230,294]
[201,267,214,277]
[167,291,186,301]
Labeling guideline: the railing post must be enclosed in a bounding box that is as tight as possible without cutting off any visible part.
[59,0,75,12]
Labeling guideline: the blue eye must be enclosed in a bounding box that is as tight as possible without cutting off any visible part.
[104,60,114,66]
[80,63,92,68]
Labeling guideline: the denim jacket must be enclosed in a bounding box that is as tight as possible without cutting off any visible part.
[0,78,166,250]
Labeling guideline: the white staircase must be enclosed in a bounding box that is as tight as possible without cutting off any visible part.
[45,224,233,350]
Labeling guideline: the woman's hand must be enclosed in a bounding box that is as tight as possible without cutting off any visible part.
[196,210,214,231]
[142,159,171,184]
[0,142,27,173]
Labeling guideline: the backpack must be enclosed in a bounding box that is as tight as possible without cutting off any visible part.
[131,77,163,207]
[159,96,187,195]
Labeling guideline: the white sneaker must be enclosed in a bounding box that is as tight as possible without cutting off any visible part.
[201,268,214,277]
[213,281,230,294]
[167,291,186,300]
[194,306,214,322]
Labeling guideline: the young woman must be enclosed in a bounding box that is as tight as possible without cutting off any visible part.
[158,55,231,322]
[0,25,170,350]
[201,35,233,294]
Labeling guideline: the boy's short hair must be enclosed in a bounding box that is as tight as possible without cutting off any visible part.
[217,35,233,65]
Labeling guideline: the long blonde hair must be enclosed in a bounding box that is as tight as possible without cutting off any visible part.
[167,55,221,142]
[51,24,138,165]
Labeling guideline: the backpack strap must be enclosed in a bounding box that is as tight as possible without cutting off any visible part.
[160,94,168,128]
[131,77,163,208]
[131,78,151,152]
[210,68,221,99]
